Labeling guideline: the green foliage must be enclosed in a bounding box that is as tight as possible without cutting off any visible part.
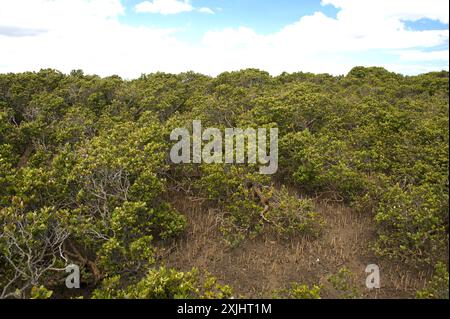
[266,186,323,238]
[274,283,322,299]
[0,67,448,298]
[374,184,448,266]
[92,267,233,299]
[416,262,449,299]
[194,165,323,246]
[328,267,359,299]
[30,285,54,299]
[0,198,69,298]
[66,116,187,275]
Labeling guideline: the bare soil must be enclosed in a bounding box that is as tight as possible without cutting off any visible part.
[159,193,434,299]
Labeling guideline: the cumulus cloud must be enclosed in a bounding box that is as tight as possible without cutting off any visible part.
[135,0,193,15]
[0,26,46,37]
[322,0,449,24]
[0,0,448,78]
[199,7,448,75]
[197,7,214,15]
[0,0,124,30]
[393,49,449,62]
[134,0,214,15]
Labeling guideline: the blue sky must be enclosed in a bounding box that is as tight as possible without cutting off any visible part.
[120,0,342,38]
[0,0,448,77]
[121,1,447,33]
[120,0,448,44]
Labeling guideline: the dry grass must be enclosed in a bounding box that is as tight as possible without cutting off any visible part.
[158,192,434,299]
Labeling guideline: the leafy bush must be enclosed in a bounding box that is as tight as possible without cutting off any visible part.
[0,67,448,298]
[274,283,322,299]
[416,262,449,299]
[92,267,233,299]
[30,286,53,299]
[194,165,323,246]
[374,184,448,266]
[328,267,359,299]
[0,198,69,298]
[266,186,323,238]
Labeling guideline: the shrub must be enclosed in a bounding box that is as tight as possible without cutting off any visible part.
[92,267,233,299]
[416,262,449,299]
[0,199,69,298]
[266,186,323,238]
[274,283,322,299]
[373,184,448,266]
[328,267,359,299]
[195,165,323,246]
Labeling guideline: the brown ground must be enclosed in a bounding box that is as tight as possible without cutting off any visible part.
[158,192,434,299]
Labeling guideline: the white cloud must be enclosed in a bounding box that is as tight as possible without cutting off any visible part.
[0,0,124,31]
[198,7,448,75]
[134,0,214,15]
[0,0,448,78]
[322,0,449,24]
[393,50,449,61]
[198,7,214,14]
[135,0,193,15]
